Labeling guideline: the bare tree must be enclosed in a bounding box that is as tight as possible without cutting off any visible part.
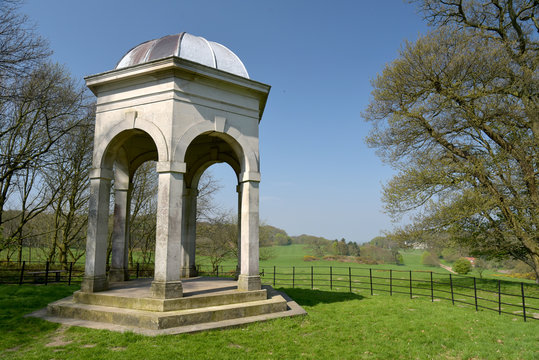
[196,211,237,274]
[0,62,90,260]
[0,0,50,94]
[43,109,94,266]
[129,161,158,265]
[196,171,222,221]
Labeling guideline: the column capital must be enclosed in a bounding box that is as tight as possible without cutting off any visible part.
[156,161,186,174]
[240,171,261,183]
[89,168,114,180]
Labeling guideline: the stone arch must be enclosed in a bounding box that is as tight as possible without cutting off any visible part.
[173,120,258,175]
[95,115,169,170]
[188,153,241,191]
[89,124,163,284]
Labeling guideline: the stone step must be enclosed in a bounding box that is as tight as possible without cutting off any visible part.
[48,295,288,330]
[74,289,268,312]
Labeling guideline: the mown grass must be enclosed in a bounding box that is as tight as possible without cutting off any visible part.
[0,284,538,359]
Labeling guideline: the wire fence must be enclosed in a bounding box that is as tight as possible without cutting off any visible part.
[1,261,537,322]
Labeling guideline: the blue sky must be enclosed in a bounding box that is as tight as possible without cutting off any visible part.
[21,0,430,243]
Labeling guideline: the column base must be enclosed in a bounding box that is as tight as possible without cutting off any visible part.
[150,280,183,299]
[108,268,129,282]
[81,275,108,293]
[237,274,261,291]
[180,266,198,278]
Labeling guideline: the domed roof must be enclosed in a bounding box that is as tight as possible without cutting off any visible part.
[116,32,249,78]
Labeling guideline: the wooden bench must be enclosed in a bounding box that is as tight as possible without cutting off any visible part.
[27,270,66,283]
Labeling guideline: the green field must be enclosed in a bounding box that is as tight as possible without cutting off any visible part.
[194,245,538,323]
[1,244,538,359]
[0,283,537,360]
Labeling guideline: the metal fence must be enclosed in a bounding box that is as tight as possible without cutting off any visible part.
[0,260,84,285]
[2,261,537,322]
[260,265,539,322]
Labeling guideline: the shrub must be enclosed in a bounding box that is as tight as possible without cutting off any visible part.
[303,255,317,262]
[453,258,472,275]
[421,251,439,266]
[395,252,404,265]
[360,244,397,264]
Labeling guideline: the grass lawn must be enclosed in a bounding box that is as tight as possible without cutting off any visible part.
[0,284,537,360]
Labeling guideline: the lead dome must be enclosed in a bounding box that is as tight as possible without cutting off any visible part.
[116,32,249,78]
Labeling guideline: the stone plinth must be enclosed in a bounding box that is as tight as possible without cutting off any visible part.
[34,278,306,335]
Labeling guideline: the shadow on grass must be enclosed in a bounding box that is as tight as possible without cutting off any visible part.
[277,287,363,306]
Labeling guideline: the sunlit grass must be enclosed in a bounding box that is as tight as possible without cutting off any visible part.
[0,284,537,360]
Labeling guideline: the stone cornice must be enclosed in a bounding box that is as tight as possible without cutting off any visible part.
[85,56,270,120]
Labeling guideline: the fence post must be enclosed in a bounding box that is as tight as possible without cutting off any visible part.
[369,268,373,296]
[311,266,313,289]
[409,270,412,299]
[68,262,73,286]
[430,271,434,302]
[292,266,295,288]
[449,274,454,305]
[45,261,50,286]
[19,261,25,285]
[273,266,276,287]
[330,266,333,290]
[473,277,478,311]
[521,282,527,322]
[498,280,501,315]
[390,269,393,296]
[136,263,140,279]
[349,267,352,293]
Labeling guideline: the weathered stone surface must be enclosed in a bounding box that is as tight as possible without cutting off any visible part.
[150,280,183,299]
[74,288,268,312]
[237,274,262,291]
[47,294,288,330]
[81,275,108,293]
[180,266,198,279]
[108,269,129,283]
[39,278,303,333]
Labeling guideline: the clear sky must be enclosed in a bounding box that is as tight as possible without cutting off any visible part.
[20,0,430,243]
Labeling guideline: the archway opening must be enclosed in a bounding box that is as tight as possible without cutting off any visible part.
[100,129,159,283]
[181,132,243,278]
[126,160,158,278]
[195,163,239,276]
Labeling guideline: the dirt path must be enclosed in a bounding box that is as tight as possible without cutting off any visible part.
[439,263,456,274]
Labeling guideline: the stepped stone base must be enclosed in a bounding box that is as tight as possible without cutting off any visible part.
[29,277,306,335]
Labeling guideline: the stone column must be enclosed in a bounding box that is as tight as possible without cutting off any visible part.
[236,184,242,279]
[150,161,186,299]
[180,188,198,278]
[109,185,130,282]
[237,172,261,291]
[82,168,113,293]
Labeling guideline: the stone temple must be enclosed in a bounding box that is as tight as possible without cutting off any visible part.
[35,33,305,334]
